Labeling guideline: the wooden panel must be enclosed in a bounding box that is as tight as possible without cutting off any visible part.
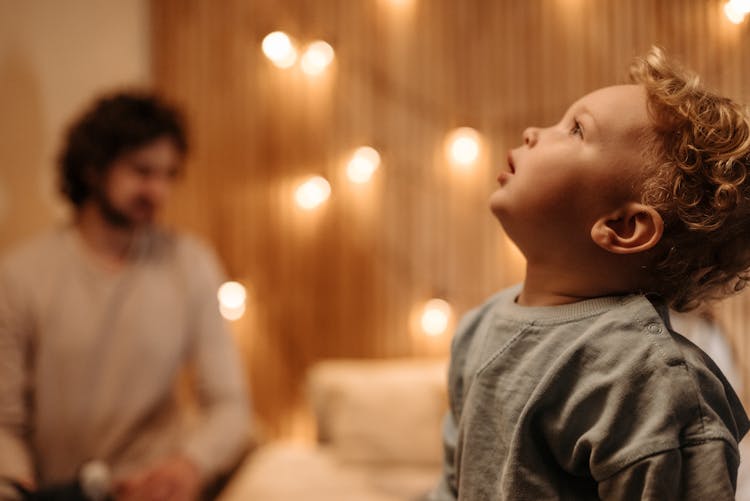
[151,0,750,438]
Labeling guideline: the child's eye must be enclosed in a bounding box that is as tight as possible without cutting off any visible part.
[570,119,584,139]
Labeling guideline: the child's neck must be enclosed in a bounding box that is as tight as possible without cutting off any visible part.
[517,279,590,307]
[518,260,633,307]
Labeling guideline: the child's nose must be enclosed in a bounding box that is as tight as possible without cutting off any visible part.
[523,127,539,147]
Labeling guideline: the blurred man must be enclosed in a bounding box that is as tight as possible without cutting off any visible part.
[0,92,251,500]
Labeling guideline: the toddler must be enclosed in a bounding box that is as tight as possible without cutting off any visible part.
[430,48,750,500]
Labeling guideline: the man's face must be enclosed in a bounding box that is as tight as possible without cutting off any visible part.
[489,84,653,257]
[95,136,182,229]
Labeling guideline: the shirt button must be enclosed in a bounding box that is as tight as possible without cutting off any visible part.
[646,323,663,335]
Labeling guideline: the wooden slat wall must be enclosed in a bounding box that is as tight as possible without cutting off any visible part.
[151,0,750,439]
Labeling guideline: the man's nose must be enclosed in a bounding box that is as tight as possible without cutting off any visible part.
[523,127,539,147]
[145,175,173,203]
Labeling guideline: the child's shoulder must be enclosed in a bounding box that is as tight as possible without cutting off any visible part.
[562,293,731,396]
[525,294,749,480]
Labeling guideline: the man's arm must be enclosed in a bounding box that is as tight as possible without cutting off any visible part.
[177,240,251,481]
[178,291,251,481]
[117,240,251,501]
[0,266,35,487]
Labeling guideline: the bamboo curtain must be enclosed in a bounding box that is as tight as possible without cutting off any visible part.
[151,0,750,438]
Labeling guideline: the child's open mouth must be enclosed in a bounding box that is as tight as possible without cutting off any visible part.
[507,152,516,174]
[497,152,515,184]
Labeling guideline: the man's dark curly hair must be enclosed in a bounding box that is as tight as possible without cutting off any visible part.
[58,91,188,207]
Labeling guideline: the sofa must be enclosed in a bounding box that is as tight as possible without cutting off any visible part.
[218,358,449,501]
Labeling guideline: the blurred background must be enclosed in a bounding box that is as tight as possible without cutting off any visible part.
[2,0,750,450]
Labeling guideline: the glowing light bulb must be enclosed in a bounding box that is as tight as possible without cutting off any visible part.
[220,303,246,321]
[420,299,453,337]
[262,31,297,68]
[725,1,747,23]
[218,281,246,308]
[730,0,750,13]
[346,146,381,184]
[295,176,331,210]
[446,127,481,167]
[218,281,247,321]
[300,40,335,76]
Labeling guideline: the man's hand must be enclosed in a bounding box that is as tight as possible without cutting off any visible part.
[116,455,202,501]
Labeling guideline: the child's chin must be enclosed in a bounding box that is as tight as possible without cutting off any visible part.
[488,190,509,216]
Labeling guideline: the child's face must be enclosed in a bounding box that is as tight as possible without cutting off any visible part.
[490,85,652,255]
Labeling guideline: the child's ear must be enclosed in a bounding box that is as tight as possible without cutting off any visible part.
[590,203,663,254]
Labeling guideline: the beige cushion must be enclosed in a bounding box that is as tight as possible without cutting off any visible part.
[307,359,448,466]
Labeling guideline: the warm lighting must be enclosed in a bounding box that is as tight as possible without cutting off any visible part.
[218,281,247,321]
[295,176,331,210]
[420,299,453,337]
[725,1,748,23]
[730,0,750,12]
[446,127,481,167]
[300,40,335,75]
[220,303,246,321]
[262,31,298,68]
[381,0,416,9]
[346,146,381,184]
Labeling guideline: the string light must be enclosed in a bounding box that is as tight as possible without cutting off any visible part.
[218,281,247,321]
[262,31,298,68]
[301,41,335,76]
[725,0,750,23]
[730,0,750,12]
[446,127,481,167]
[380,0,417,13]
[295,176,331,210]
[420,298,453,337]
[346,146,381,184]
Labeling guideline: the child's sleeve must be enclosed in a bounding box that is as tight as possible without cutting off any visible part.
[428,411,459,501]
[428,301,490,501]
[597,438,739,500]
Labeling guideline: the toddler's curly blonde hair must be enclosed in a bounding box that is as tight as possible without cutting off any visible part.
[630,47,750,311]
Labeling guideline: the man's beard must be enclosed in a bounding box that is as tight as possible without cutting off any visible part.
[94,191,155,230]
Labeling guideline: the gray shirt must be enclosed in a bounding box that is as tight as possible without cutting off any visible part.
[431,285,749,500]
[0,226,250,486]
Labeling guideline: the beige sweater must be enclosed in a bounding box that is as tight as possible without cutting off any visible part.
[0,226,251,487]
